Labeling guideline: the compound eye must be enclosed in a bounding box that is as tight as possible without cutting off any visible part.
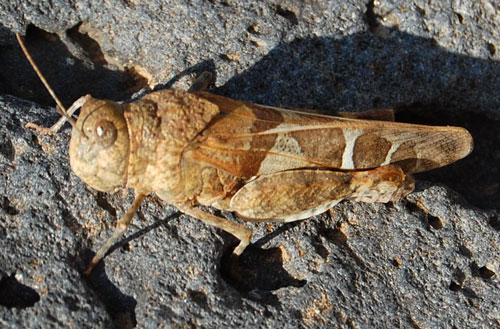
[94,120,117,148]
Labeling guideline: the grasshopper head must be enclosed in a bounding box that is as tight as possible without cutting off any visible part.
[69,97,129,192]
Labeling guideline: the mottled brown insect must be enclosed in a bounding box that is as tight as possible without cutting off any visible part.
[16,34,473,274]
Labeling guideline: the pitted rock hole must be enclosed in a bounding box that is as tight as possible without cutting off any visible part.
[0,274,40,308]
[0,138,15,161]
[220,245,306,300]
[1,196,19,216]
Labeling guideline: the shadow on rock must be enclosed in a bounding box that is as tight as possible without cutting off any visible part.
[215,29,500,211]
[3,26,499,208]
[397,107,500,210]
[79,214,177,328]
[220,245,306,305]
[0,24,146,119]
[83,250,137,329]
[0,272,40,308]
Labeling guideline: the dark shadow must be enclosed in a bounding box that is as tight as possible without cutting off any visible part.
[2,25,499,210]
[155,59,216,91]
[1,196,19,215]
[470,261,497,280]
[213,30,500,211]
[0,273,40,308]
[218,221,306,303]
[220,245,306,305]
[489,214,500,231]
[397,107,500,210]
[81,213,177,329]
[404,199,446,231]
[0,25,147,124]
[3,22,498,321]
[252,221,302,248]
[83,251,138,329]
[102,212,178,258]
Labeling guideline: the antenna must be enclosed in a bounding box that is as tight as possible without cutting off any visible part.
[16,33,82,134]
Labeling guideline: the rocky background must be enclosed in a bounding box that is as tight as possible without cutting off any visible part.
[1,0,499,328]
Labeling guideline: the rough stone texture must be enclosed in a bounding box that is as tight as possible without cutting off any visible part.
[1,0,499,328]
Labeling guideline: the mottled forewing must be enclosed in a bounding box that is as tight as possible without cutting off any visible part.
[188,93,473,178]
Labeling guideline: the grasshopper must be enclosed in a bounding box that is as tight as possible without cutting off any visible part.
[16,33,473,275]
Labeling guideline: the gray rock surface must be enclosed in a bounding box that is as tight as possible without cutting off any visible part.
[1,0,499,328]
